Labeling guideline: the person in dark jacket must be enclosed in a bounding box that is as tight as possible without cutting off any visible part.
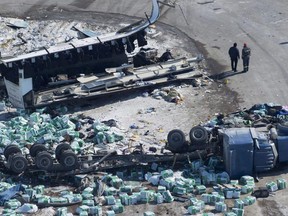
[242,43,251,72]
[228,42,240,72]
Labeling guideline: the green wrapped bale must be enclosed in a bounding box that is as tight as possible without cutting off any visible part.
[4,199,21,210]
[215,201,227,212]
[239,176,254,186]
[266,181,278,192]
[232,208,245,216]
[187,205,201,215]
[195,185,206,195]
[88,206,102,215]
[234,199,244,209]
[162,190,174,203]
[241,185,254,194]
[243,196,256,206]
[112,203,124,214]
[57,207,68,216]
[105,196,116,205]
[277,178,287,190]
[160,169,174,178]
[106,210,116,216]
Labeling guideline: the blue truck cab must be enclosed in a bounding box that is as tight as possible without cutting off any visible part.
[221,128,279,179]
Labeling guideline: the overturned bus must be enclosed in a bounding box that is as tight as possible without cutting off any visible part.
[0,0,161,109]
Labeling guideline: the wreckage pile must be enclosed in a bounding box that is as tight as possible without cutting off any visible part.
[0,17,118,57]
[202,103,287,129]
[0,107,125,155]
[0,154,286,215]
[0,103,287,215]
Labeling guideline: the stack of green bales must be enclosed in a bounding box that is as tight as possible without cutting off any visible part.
[0,110,124,155]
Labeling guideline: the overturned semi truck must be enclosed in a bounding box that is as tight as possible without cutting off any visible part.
[2,124,288,179]
[0,0,162,109]
[166,125,288,179]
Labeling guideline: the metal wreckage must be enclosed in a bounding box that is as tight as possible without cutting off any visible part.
[0,0,205,175]
[0,1,287,215]
[0,0,202,110]
[0,0,205,181]
[0,103,287,214]
[1,103,288,180]
[0,0,286,181]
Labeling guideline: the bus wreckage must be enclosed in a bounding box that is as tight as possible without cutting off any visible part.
[0,0,202,109]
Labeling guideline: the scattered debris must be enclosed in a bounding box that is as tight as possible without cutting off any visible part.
[6,18,28,29]
[197,0,215,5]
[71,25,100,39]
[151,87,184,103]
[0,104,286,215]
[3,1,285,216]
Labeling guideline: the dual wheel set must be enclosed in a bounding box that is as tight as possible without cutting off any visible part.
[3,143,78,174]
[166,126,209,153]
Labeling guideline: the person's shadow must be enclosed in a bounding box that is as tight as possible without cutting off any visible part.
[209,70,246,80]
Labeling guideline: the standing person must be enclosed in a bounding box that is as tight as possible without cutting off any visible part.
[242,43,251,72]
[228,42,240,72]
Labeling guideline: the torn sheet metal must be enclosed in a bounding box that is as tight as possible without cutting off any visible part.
[71,26,100,38]
[6,19,29,29]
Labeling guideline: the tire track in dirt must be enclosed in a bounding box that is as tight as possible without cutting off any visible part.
[69,0,95,9]
[151,20,241,112]
[258,199,285,216]
[155,1,243,111]
[24,0,47,16]
[237,23,288,85]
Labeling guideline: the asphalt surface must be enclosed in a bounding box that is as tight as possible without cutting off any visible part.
[0,0,288,215]
[159,0,288,108]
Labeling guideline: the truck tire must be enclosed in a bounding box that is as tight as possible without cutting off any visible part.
[9,154,28,174]
[30,144,47,157]
[167,129,186,153]
[4,145,21,159]
[35,151,53,170]
[59,150,78,169]
[55,143,71,162]
[189,126,208,145]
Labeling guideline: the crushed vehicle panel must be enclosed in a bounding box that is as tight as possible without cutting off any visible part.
[0,0,161,109]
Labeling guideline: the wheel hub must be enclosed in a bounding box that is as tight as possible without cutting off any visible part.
[64,156,76,167]
[15,160,25,169]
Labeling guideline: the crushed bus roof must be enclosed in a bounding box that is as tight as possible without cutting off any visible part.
[1,0,160,64]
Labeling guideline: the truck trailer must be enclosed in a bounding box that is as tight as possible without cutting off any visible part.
[2,122,288,180]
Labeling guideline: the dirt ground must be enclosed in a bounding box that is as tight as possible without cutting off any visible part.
[0,0,287,216]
